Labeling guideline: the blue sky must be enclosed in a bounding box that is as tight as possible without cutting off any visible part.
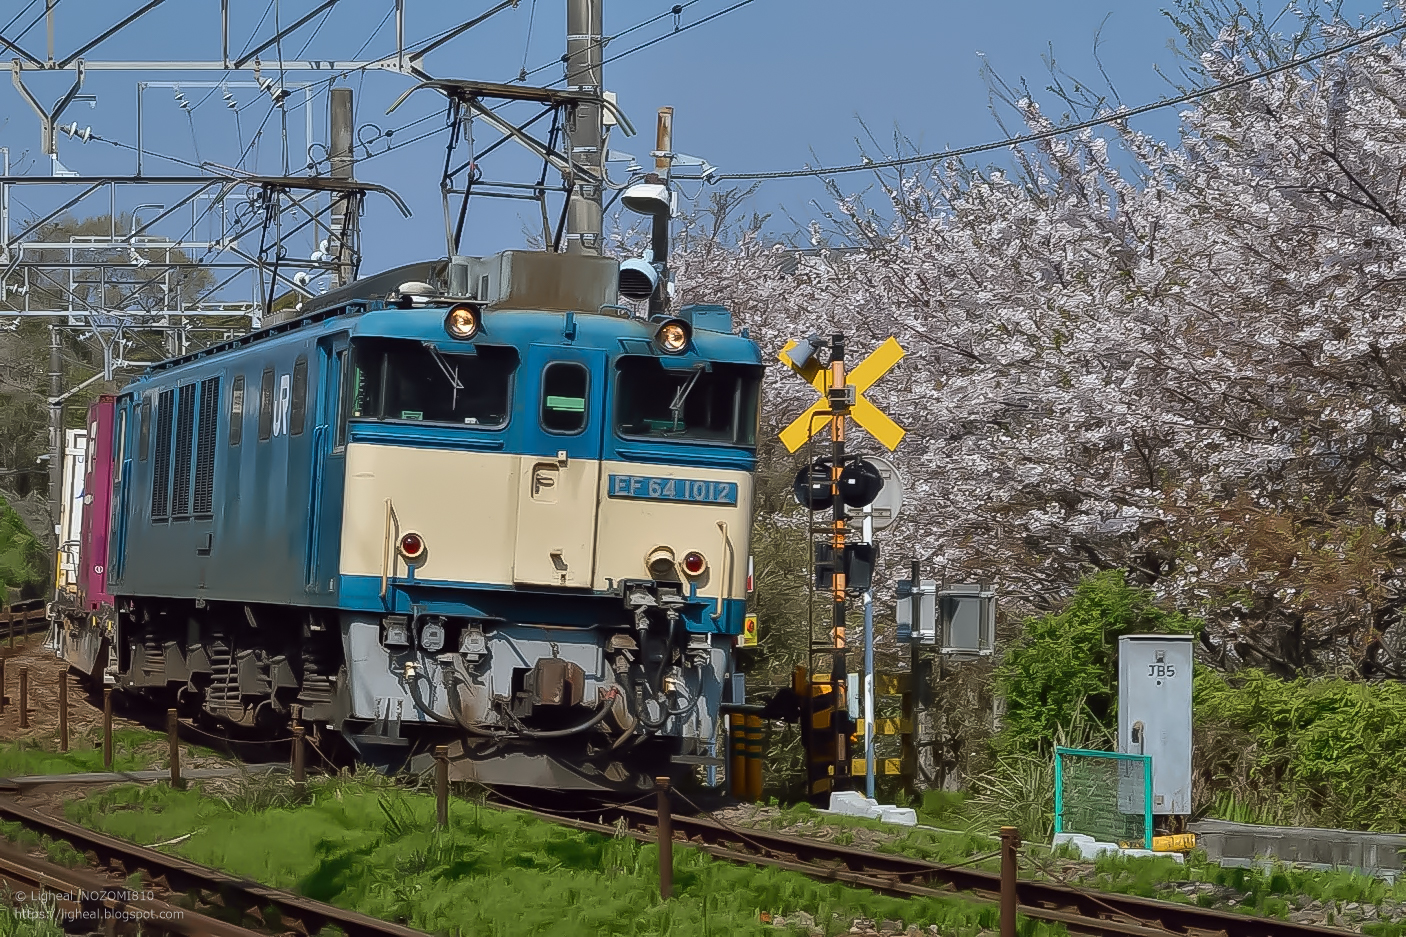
[0,0,1392,273]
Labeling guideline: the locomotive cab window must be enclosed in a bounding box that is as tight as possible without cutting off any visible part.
[138,397,151,462]
[258,368,275,441]
[229,375,244,446]
[346,338,516,427]
[614,357,761,446]
[541,362,589,434]
[290,355,308,436]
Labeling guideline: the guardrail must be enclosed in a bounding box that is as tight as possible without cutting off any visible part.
[2,599,49,647]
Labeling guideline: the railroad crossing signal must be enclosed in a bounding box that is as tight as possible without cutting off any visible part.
[778,336,906,452]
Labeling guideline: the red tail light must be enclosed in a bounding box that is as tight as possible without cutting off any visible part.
[399,532,425,560]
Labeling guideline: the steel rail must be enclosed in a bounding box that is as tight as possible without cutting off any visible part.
[0,800,430,937]
[0,836,263,937]
[512,801,1356,937]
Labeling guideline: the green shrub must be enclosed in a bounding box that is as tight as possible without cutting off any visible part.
[0,497,44,598]
[993,570,1200,756]
[1196,669,1406,831]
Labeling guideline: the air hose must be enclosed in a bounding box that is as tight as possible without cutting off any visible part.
[405,662,509,737]
[509,687,621,740]
[408,662,620,741]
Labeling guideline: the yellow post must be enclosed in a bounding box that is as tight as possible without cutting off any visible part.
[745,713,764,801]
[729,715,747,800]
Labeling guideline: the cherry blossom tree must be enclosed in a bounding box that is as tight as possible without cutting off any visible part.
[677,3,1406,678]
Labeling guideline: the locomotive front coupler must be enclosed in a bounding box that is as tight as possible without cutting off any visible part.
[620,579,686,645]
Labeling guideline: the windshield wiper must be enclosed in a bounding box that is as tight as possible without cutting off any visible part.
[423,342,463,410]
[666,365,704,434]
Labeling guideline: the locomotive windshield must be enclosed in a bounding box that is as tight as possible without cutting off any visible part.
[346,338,517,426]
[614,357,760,446]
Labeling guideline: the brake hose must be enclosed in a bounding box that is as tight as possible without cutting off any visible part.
[406,663,509,737]
[511,687,621,739]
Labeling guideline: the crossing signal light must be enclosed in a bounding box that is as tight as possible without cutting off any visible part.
[838,458,883,508]
[815,542,878,593]
[792,459,835,511]
[793,456,888,512]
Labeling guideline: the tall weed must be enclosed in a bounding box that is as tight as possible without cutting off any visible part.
[966,702,1113,842]
[64,779,1049,935]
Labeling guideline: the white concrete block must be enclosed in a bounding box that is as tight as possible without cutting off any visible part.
[824,792,917,826]
[1052,833,1184,863]
[828,791,882,819]
[877,806,918,827]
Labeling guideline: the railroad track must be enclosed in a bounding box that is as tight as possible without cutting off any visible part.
[508,799,1357,937]
[0,707,1354,937]
[0,834,263,937]
[0,799,429,937]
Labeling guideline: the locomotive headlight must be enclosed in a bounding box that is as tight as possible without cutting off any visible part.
[398,531,426,562]
[682,551,707,578]
[646,546,676,580]
[445,304,479,339]
[654,319,690,354]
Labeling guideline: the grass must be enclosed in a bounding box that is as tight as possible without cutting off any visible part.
[759,791,1406,930]
[0,728,205,778]
[0,885,64,937]
[750,799,1003,869]
[57,774,1062,937]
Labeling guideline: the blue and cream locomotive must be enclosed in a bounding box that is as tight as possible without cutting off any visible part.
[75,249,761,790]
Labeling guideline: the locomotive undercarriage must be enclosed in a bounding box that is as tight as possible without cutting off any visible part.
[100,585,727,793]
[113,599,343,731]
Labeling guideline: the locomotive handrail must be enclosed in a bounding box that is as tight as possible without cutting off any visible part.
[711,520,733,624]
[380,498,394,600]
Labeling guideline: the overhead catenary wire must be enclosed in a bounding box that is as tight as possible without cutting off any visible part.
[599,0,758,68]
[0,0,43,41]
[154,0,723,186]
[8,0,55,47]
[312,0,751,175]
[517,0,539,82]
[518,0,704,82]
[715,18,1406,180]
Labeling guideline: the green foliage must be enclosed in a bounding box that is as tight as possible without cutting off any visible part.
[0,729,169,778]
[994,570,1200,756]
[62,778,1055,936]
[0,495,45,598]
[1082,848,1406,922]
[0,886,64,937]
[964,747,1057,844]
[1196,669,1406,831]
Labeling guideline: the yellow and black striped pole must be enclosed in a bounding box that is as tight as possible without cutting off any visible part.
[729,713,747,799]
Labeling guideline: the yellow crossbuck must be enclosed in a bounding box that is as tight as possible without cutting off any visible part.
[778,336,906,452]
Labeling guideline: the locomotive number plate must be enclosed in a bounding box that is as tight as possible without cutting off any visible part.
[608,474,738,505]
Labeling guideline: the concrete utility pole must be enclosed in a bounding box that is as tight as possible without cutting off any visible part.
[648,107,673,316]
[564,0,604,254]
[329,87,357,288]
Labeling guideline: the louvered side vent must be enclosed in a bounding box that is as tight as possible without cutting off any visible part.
[194,377,219,517]
[171,383,196,517]
[151,389,174,520]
